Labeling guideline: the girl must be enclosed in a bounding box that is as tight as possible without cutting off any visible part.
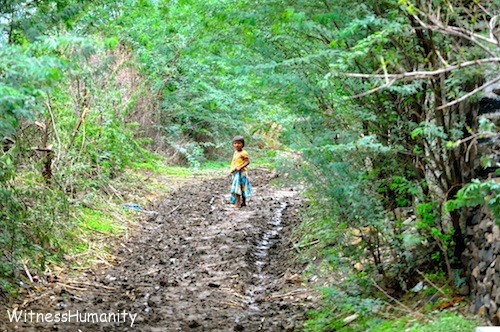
[229,135,251,208]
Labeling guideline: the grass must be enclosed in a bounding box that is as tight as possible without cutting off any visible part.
[79,207,123,234]
[304,307,482,332]
[132,160,193,177]
[132,153,276,176]
[366,312,481,332]
[200,160,228,170]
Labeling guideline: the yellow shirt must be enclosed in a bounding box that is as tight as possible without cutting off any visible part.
[231,150,249,172]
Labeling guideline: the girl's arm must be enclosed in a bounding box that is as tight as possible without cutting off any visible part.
[236,156,250,171]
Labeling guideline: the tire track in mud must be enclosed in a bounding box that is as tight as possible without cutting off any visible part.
[7,170,316,331]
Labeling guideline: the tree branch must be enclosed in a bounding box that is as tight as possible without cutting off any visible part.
[436,75,500,110]
[411,11,498,57]
[348,79,397,99]
[336,58,500,80]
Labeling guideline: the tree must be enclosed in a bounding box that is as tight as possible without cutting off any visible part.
[235,0,499,289]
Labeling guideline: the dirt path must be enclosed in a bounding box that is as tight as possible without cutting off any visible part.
[6,170,316,331]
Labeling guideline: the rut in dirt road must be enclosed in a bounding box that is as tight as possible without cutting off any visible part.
[11,170,316,331]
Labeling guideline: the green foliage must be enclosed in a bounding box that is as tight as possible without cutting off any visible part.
[446,179,500,223]
[133,159,194,177]
[303,287,382,332]
[0,44,63,136]
[0,3,496,331]
[259,0,497,326]
[0,2,154,294]
[361,312,480,332]
[0,0,94,44]
[0,176,74,285]
[80,208,122,234]
[92,0,269,163]
[406,313,480,332]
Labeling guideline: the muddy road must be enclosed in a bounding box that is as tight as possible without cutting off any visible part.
[6,170,316,331]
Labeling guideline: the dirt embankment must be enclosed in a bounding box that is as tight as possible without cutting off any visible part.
[3,170,317,331]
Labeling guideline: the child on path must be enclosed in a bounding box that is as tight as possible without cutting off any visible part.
[229,135,251,208]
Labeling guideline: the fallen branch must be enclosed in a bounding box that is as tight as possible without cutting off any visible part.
[90,258,114,267]
[56,282,88,291]
[168,205,181,215]
[268,289,315,300]
[120,243,133,253]
[416,270,467,315]
[22,262,34,283]
[232,292,245,299]
[221,300,245,309]
[289,239,320,251]
[20,291,52,308]
[371,278,425,319]
[68,280,117,290]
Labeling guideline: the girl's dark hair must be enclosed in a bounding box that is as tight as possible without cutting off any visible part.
[232,135,245,147]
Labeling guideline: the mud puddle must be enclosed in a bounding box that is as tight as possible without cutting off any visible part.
[243,201,287,314]
[4,170,316,331]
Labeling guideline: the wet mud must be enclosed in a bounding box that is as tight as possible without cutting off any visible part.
[4,170,315,331]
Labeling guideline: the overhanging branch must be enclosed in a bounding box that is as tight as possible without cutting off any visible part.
[436,75,500,110]
[335,57,500,80]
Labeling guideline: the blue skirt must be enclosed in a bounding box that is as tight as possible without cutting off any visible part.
[230,171,252,203]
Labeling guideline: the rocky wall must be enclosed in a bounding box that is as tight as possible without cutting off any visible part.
[464,207,499,325]
[463,91,500,325]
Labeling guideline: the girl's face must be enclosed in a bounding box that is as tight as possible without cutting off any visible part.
[233,140,243,151]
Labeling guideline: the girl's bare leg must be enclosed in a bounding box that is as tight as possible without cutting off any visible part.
[240,183,246,207]
[235,194,242,208]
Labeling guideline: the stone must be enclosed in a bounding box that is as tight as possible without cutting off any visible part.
[485,219,494,231]
[493,225,499,240]
[233,324,244,331]
[472,265,481,279]
[486,233,494,244]
[485,266,495,279]
[283,322,295,331]
[479,283,488,295]
[483,280,493,294]
[471,213,481,225]
[469,260,476,271]
[494,274,500,290]
[188,320,200,328]
[458,284,470,296]
[481,250,493,264]
[478,220,490,233]
[489,300,498,317]
[470,241,479,252]
[483,294,491,309]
